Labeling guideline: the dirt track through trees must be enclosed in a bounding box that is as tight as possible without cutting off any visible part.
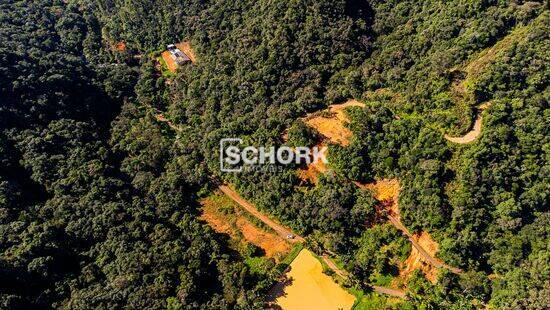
[220,185,406,299]
[322,255,407,299]
[218,185,305,243]
[200,194,290,260]
[151,95,460,294]
[355,180,462,275]
[444,23,529,144]
[387,215,462,274]
[444,102,491,144]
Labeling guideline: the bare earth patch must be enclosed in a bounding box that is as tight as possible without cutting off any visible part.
[113,41,126,52]
[219,185,305,243]
[236,218,290,259]
[176,41,197,63]
[200,193,290,260]
[298,99,365,183]
[303,99,365,146]
[161,50,178,73]
[357,179,401,219]
[355,179,461,281]
[269,249,356,310]
[297,144,328,184]
[399,232,440,284]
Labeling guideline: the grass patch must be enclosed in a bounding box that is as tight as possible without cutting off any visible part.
[245,256,275,276]
[157,56,176,78]
[350,287,412,310]
[275,243,303,274]
[372,273,394,287]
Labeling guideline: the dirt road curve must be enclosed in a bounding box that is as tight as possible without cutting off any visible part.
[444,103,491,144]
[322,255,407,299]
[218,185,305,243]
[444,114,483,143]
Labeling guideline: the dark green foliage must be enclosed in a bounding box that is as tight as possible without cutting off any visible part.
[0,1,266,308]
[1,0,548,308]
[286,119,321,147]
[351,224,410,282]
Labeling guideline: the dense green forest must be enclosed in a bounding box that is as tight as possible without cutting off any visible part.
[1,0,548,309]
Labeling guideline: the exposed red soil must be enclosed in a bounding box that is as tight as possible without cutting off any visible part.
[161,50,178,73]
[303,99,365,146]
[355,179,462,283]
[115,41,126,51]
[355,179,400,219]
[297,144,328,184]
[161,41,196,73]
[218,185,305,243]
[176,42,196,63]
[297,99,365,183]
[200,193,290,260]
[399,232,440,284]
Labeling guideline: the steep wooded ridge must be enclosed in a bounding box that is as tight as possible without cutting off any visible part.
[1,0,548,309]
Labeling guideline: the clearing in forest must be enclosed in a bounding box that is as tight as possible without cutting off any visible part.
[399,232,440,284]
[160,41,196,73]
[355,179,461,281]
[303,99,365,146]
[298,99,365,183]
[218,185,305,243]
[355,179,400,219]
[176,41,197,63]
[200,192,290,261]
[297,143,328,184]
[269,249,356,310]
[161,50,179,73]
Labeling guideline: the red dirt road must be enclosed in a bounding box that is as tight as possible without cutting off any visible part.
[387,215,462,274]
[218,185,305,243]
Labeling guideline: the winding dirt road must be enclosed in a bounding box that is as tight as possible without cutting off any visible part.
[354,181,462,274]
[443,15,527,144]
[220,185,407,299]
[444,102,491,144]
[150,100,455,295]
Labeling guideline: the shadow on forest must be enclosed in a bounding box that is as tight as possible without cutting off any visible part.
[265,271,295,307]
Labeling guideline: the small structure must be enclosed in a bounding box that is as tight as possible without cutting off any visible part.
[167,44,191,65]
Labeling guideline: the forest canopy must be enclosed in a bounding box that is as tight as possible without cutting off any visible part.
[1,0,548,309]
